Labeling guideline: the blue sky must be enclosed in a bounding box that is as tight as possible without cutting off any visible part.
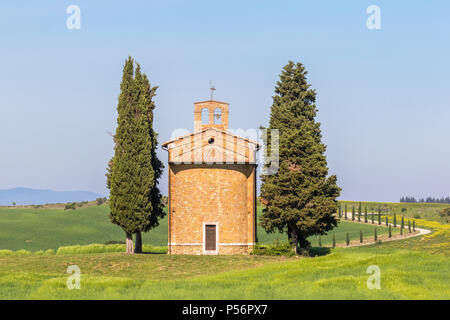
[0,1,449,201]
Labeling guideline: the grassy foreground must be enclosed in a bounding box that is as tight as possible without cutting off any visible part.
[0,217,448,299]
[0,244,448,299]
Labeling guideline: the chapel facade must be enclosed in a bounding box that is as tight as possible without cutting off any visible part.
[162,100,260,254]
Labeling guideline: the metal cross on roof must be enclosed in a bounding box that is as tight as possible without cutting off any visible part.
[210,81,216,100]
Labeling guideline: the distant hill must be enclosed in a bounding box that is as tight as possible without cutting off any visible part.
[0,187,105,206]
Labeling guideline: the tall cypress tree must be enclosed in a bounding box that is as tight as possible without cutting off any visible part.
[260,61,340,255]
[106,57,164,254]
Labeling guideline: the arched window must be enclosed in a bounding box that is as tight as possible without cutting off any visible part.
[213,108,222,124]
[201,108,209,124]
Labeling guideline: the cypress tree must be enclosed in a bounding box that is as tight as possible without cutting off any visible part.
[400,225,403,235]
[364,205,368,223]
[360,230,363,243]
[389,225,392,238]
[371,207,374,224]
[401,216,404,230]
[345,205,348,220]
[346,232,350,246]
[374,228,377,242]
[260,61,341,255]
[318,236,322,247]
[352,205,355,221]
[385,213,388,226]
[408,220,411,233]
[378,207,381,225]
[332,233,336,248]
[357,204,361,222]
[107,57,165,254]
[338,204,341,218]
[413,220,415,232]
[394,213,397,228]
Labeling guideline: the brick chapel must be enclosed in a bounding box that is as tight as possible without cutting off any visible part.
[162,100,260,254]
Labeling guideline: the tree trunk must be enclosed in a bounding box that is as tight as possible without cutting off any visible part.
[297,234,311,256]
[126,233,134,254]
[288,222,298,253]
[134,231,142,253]
[289,222,310,256]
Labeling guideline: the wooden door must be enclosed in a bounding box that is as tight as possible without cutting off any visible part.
[205,224,216,251]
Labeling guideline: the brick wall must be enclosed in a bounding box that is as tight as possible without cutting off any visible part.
[168,163,256,255]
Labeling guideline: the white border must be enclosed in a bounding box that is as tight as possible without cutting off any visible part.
[203,222,219,254]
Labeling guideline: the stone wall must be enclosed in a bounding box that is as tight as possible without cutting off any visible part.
[168,163,256,255]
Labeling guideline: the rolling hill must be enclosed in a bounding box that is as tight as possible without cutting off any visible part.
[0,187,105,206]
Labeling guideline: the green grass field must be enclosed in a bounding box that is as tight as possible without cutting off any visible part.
[0,205,168,251]
[0,243,448,299]
[0,205,401,252]
[0,202,448,299]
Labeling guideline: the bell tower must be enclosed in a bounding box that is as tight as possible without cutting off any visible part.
[194,100,229,133]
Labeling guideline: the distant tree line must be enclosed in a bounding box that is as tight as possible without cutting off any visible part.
[400,196,450,204]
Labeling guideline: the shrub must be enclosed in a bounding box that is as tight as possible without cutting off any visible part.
[439,208,450,223]
[56,243,167,255]
[251,240,294,256]
[64,203,76,210]
[0,249,32,256]
[44,249,55,255]
[414,213,421,219]
[401,208,407,212]
[0,250,14,256]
